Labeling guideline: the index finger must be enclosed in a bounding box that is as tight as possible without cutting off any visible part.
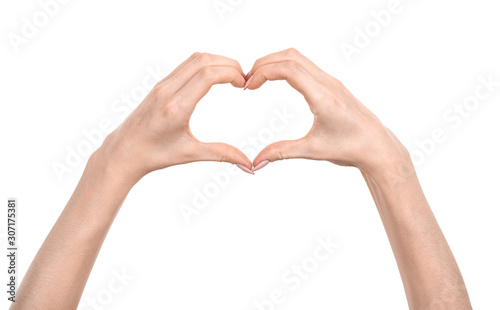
[248,48,332,85]
[173,65,246,114]
[245,60,329,105]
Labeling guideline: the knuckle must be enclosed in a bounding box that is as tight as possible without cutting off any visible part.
[254,57,264,68]
[219,147,230,162]
[198,52,212,64]
[252,67,262,77]
[316,85,332,101]
[222,144,231,155]
[161,101,181,119]
[331,76,344,88]
[230,67,241,79]
[230,59,240,69]
[272,143,289,161]
[214,144,230,162]
[277,150,289,161]
[284,60,302,73]
[168,94,182,106]
[151,83,169,98]
[198,66,216,81]
[285,47,299,57]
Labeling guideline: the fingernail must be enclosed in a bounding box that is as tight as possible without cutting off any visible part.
[236,164,255,175]
[245,70,252,80]
[243,75,253,90]
[240,75,246,86]
[252,160,270,172]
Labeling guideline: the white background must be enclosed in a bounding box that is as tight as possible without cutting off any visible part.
[1,0,500,309]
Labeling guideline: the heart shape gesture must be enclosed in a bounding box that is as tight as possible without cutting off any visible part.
[13,49,473,310]
[98,48,406,185]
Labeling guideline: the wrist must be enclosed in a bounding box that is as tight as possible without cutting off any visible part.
[62,151,137,232]
[360,139,416,186]
[86,147,141,193]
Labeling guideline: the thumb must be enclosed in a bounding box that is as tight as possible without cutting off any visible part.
[253,138,310,172]
[195,142,254,175]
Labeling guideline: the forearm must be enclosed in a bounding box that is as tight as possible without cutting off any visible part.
[241,49,473,308]
[12,151,134,310]
[361,151,471,309]
[11,53,250,309]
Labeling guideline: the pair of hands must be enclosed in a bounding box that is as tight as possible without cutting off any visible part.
[12,49,472,310]
[97,48,408,183]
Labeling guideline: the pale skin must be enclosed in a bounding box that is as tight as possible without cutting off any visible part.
[12,49,472,310]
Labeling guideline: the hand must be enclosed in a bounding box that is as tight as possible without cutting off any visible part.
[95,53,254,184]
[246,48,410,175]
